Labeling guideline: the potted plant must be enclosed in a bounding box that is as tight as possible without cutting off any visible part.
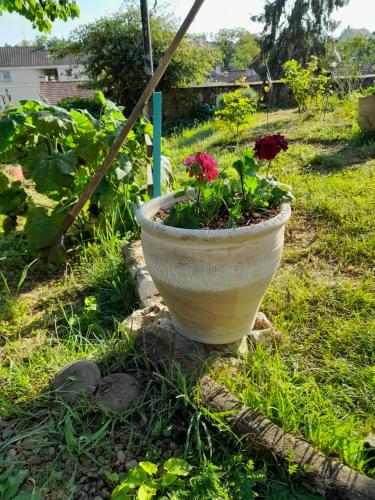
[136,135,293,345]
[358,86,375,133]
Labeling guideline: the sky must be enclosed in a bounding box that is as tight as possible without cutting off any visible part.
[0,0,374,46]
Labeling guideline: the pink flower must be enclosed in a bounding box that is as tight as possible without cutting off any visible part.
[184,151,219,183]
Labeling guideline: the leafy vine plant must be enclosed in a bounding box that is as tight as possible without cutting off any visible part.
[0,92,151,260]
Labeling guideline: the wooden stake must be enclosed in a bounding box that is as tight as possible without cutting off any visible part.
[48,0,205,262]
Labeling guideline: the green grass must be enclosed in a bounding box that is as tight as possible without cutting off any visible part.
[167,105,375,476]
[0,217,317,497]
[1,101,374,496]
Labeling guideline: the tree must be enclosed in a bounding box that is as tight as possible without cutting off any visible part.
[56,6,218,111]
[252,0,349,78]
[0,0,79,32]
[214,28,259,69]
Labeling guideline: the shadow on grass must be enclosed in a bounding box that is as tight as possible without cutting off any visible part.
[308,135,375,174]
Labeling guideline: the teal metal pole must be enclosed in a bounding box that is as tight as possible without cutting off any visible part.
[153,91,162,198]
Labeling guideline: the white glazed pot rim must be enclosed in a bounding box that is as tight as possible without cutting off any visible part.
[137,190,291,241]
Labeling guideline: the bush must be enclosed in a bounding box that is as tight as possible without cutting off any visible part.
[57,95,104,119]
[214,87,257,141]
[282,57,329,116]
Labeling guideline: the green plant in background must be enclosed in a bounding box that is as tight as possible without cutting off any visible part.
[282,57,329,116]
[0,92,151,259]
[57,95,106,119]
[214,87,257,142]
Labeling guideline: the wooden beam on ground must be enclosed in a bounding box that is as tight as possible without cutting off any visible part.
[47,0,206,263]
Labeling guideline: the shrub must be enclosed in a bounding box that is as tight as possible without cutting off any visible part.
[282,57,329,116]
[214,87,257,141]
[57,95,104,119]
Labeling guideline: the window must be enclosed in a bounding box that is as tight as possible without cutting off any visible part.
[0,70,11,81]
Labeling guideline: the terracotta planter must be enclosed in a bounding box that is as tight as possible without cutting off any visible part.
[358,95,375,132]
[137,192,291,344]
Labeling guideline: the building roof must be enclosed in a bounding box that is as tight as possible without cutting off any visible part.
[339,26,373,42]
[39,81,94,105]
[209,68,260,84]
[0,46,79,68]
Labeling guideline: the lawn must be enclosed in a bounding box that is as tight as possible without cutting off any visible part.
[0,102,374,498]
[168,105,375,476]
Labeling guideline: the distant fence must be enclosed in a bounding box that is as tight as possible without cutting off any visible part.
[161,75,375,126]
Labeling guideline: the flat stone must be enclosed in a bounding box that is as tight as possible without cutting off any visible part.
[364,434,375,448]
[249,327,282,345]
[122,299,168,335]
[123,242,159,307]
[53,360,101,402]
[254,312,273,330]
[94,374,140,412]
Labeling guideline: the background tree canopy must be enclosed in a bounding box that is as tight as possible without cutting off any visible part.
[0,0,79,32]
[57,6,219,112]
[213,28,259,69]
[252,0,349,78]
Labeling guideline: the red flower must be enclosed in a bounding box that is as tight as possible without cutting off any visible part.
[254,134,288,161]
[184,151,219,183]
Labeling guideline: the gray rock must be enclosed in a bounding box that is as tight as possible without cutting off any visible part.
[125,459,139,469]
[249,327,282,345]
[53,360,101,402]
[94,373,140,412]
[116,450,126,464]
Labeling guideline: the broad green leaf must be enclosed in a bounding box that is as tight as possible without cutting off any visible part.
[24,206,65,255]
[0,181,28,217]
[120,467,148,489]
[137,484,157,500]
[163,458,192,477]
[139,462,158,476]
[23,145,75,195]
[110,482,131,500]
[31,108,75,137]
[160,473,178,487]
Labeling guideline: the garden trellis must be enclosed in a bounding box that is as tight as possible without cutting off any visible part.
[48,0,206,262]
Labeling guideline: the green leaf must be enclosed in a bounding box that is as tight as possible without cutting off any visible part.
[24,206,65,255]
[110,482,131,500]
[0,171,9,193]
[160,473,178,487]
[23,145,75,196]
[137,484,157,500]
[0,181,28,217]
[120,467,148,489]
[163,458,192,477]
[164,203,201,229]
[139,462,158,476]
[31,108,75,137]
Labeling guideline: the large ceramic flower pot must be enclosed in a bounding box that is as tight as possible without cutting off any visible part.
[358,95,375,133]
[137,192,291,344]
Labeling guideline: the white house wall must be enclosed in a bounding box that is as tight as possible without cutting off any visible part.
[0,64,88,110]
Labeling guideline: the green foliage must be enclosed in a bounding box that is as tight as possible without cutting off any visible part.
[325,35,375,94]
[282,57,329,115]
[111,458,192,499]
[57,95,105,119]
[56,6,218,111]
[165,148,292,230]
[252,0,349,78]
[0,0,79,32]
[214,87,257,140]
[213,28,259,69]
[0,468,29,500]
[0,94,150,258]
